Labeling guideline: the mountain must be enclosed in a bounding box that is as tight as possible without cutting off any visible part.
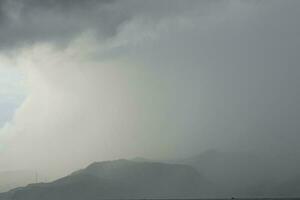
[0,159,212,200]
[0,170,36,193]
[179,150,271,195]
[178,150,300,197]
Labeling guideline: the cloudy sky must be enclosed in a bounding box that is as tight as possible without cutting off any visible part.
[0,0,299,178]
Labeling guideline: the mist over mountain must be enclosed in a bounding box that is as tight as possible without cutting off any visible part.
[0,170,36,193]
[0,159,213,200]
[179,150,300,197]
[0,0,300,199]
[2,155,300,199]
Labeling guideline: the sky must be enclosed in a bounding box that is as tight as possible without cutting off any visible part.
[0,66,25,128]
[0,0,299,179]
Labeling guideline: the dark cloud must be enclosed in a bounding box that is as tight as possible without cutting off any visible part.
[0,0,225,51]
[0,0,124,50]
[1,0,300,184]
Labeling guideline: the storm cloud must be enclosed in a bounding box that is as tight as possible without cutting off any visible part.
[0,0,124,49]
[0,0,214,50]
[0,0,299,181]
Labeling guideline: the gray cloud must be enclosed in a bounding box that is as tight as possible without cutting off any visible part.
[0,0,300,183]
[0,0,226,50]
[0,0,124,49]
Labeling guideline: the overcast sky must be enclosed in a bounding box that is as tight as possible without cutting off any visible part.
[0,0,299,179]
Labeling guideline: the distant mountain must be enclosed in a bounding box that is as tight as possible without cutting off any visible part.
[179,150,271,195]
[130,157,155,162]
[0,170,36,193]
[0,159,212,200]
[178,150,300,197]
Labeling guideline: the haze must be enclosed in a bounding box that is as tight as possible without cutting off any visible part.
[0,0,299,184]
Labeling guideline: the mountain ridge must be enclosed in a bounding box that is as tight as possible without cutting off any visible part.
[0,159,212,200]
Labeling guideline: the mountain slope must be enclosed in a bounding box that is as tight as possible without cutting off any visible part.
[179,150,300,197]
[0,159,212,200]
[0,170,36,193]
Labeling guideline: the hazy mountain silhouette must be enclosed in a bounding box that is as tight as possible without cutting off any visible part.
[179,150,300,197]
[1,155,300,199]
[0,171,36,193]
[0,159,212,200]
[179,150,268,195]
